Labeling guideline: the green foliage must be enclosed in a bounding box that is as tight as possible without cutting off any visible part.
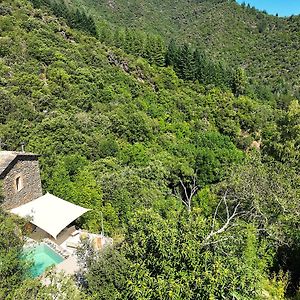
[232,67,249,96]
[44,155,105,232]
[0,210,27,299]
[264,99,300,167]
[7,271,88,300]
[67,0,300,97]
[29,0,98,37]
[194,131,244,185]
[165,40,236,90]
[81,246,130,299]
[81,209,286,299]
[219,154,300,243]
[0,0,299,297]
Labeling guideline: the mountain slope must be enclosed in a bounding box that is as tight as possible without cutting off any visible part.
[1,0,300,298]
[1,0,275,225]
[67,0,300,95]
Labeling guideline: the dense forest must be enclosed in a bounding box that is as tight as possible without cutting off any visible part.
[0,0,300,299]
[66,0,300,97]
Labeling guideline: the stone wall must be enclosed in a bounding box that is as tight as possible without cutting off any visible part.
[1,157,43,209]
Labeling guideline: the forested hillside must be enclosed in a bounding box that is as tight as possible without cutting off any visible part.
[65,0,300,97]
[1,0,300,299]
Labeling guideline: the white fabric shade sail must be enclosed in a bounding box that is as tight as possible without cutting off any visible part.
[10,193,90,239]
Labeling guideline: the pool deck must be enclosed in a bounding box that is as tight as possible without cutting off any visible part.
[55,256,80,275]
[28,226,113,276]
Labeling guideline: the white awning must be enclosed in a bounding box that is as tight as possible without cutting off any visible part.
[10,193,90,239]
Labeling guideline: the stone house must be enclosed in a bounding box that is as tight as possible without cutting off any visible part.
[0,151,43,209]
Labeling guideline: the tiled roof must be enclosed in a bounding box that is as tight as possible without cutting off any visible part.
[0,151,39,178]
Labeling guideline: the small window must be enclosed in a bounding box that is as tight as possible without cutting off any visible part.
[16,176,23,191]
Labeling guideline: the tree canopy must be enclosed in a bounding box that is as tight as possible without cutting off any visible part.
[0,0,300,298]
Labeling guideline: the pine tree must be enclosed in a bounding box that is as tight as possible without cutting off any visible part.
[130,31,146,57]
[165,38,178,67]
[144,34,165,66]
[99,23,113,44]
[56,0,70,22]
[87,16,98,37]
[193,48,207,83]
[30,0,41,8]
[152,35,165,67]
[113,29,126,48]
[176,43,195,80]
[124,28,134,53]
[214,61,230,88]
[73,9,83,29]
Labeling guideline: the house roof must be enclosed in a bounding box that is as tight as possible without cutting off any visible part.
[10,193,90,239]
[0,151,39,179]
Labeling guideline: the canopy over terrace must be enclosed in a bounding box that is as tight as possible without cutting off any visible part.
[10,193,90,239]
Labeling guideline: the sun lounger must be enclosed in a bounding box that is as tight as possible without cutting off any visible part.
[71,230,80,237]
[66,241,79,249]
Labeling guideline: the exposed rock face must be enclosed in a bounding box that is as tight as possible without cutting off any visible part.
[0,152,43,209]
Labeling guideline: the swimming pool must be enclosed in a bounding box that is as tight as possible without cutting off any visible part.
[23,243,64,277]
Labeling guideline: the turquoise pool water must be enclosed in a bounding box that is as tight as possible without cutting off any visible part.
[23,244,64,277]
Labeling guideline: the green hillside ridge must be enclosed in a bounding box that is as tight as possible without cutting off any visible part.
[66,0,300,96]
[1,0,300,299]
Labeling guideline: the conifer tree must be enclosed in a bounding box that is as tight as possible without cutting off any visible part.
[145,34,165,66]
[165,38,178,67]
[30,0,41,8]
[193,48,207,83]
[176,43,195,80]
[73,9,83,29]
[113,29,126,48]
[87,15,98,37]
[56,0,69,22]
[124,28,134,53]
[99,23,113,44]
[130,31,146,57]
[152,35,165,67]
